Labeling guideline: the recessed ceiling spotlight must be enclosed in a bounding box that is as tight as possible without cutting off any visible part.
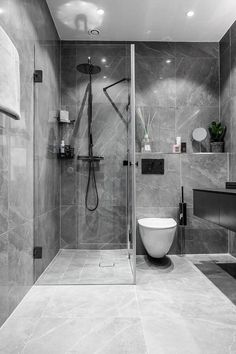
[186,10,195,17]
[88,29,100,36]
[101,58,106,63]
[0,8,4,14]
[166,59,172,64]
[103,76,107,79]
[97,9,104,15]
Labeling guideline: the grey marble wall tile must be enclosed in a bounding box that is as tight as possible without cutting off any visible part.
[230,25,236,98]
[230,99,236,152]
[34,208,60,280]
[78,205,127,248]
[61,160,77,205]
[220,46,231,105]
[135,55,176,107]
[8,134,34,228]
[0,171,8,235]
[34,42,60,217]
[135,42,176,57]
[0,114,8,171]
[184,228,228,254]
[220,30,231,56]
[61,205,78,249]
[229,153,236,181]
[176,42,219,58]
[181,154,228,206]
[8,222,34,315]
[0,0,61,326]
[176,57,219,106]
[136,106,175,153]
[176,106,219,153]
[220,100,231,152]
[75,45,128,105]
[0,233,8,327]
[136,153,181,208]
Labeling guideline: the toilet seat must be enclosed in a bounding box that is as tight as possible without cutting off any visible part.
[138,218,177,230]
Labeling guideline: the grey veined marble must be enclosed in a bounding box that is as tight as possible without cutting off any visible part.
[1,256,236,353]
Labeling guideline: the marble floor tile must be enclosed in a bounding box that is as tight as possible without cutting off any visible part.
[36,249,133,285]
[41,285,139,319]
[1,254,236,353]
[22,317,147,354]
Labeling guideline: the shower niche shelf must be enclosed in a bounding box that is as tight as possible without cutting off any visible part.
[57,119,75,125]
[58,146,75,160]
[77,155,104,162]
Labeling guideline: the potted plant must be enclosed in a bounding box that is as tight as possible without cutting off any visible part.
[208,121,226,153]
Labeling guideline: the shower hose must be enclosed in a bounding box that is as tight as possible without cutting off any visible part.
[85,145,99,211]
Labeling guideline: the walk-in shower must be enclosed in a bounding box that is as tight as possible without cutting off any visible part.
[33,44,136,285]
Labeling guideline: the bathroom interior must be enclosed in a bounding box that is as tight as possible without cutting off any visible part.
[1,0,236,352]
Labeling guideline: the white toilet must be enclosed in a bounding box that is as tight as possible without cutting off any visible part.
[138,218,177,258]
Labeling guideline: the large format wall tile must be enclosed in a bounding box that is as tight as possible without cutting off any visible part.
[34,208,60,280]
[176,106,219,153]
[60,205,78,249]
[176,57,219,107]
[181,153,228,206]
[136,153,181,208]
[61,43,129,249]
[0,233,8,327]
[0,0,60,326]
[8,222,34,315]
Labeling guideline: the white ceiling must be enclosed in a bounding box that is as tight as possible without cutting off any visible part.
[46,0,236,42]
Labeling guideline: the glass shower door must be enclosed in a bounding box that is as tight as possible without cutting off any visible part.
[127,44,136,283]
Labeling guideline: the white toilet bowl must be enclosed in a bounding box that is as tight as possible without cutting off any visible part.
[138,218,177,258]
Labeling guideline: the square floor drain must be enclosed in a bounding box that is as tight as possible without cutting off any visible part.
[99,262,115,268]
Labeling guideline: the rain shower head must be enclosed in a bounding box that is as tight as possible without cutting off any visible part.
[77,57,101,75]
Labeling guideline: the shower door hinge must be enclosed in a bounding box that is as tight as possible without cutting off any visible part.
[34,70,43,83]
[33,247,42,259]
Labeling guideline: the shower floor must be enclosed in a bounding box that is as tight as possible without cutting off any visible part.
[36,249,134,285]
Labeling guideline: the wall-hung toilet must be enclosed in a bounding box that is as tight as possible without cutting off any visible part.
[138,218,177,258]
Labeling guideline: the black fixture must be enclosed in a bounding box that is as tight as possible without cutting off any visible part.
[179,186,187,226]
[181,142,187,153]
[141,159,164,174]
[34,70,43,83]
[226,182,236,189]
[103,78,131,123]
[33,247,42,259]
[76,57,103,211]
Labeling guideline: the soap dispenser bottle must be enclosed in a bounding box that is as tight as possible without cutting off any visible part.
[141,131,152,152]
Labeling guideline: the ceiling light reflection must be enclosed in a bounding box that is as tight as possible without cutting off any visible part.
[97,9,104,15]
[187,10,195,17]
[58,1,103,33]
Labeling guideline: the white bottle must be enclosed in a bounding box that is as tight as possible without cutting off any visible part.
[142,133,152,152]
[173,137,181,153]
[60,140,65,154]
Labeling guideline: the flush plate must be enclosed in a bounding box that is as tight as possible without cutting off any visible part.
[141,159,164,174]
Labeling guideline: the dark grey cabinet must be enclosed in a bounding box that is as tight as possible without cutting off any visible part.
[193,189,236,232]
